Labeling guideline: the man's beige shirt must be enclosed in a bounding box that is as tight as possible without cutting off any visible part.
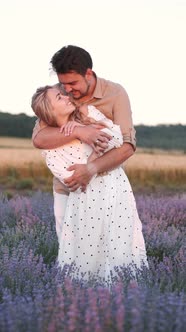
[32,77,136,194]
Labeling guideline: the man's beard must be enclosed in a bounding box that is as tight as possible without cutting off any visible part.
[70,79,90,100]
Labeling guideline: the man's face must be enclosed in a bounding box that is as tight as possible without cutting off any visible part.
[57,70,91,100]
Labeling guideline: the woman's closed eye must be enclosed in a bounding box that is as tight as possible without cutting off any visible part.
[56,92,61,100]
[58,95,62,100]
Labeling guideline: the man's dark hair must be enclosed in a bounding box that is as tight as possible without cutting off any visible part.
[50,45,93,76]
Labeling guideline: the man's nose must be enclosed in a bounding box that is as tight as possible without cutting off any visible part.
[64,84,72,93]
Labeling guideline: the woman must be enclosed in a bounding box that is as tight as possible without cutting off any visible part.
[31,85,148,282]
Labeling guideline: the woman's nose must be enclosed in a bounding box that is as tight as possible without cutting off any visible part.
[61,94,69,100]
[64,95,70,100]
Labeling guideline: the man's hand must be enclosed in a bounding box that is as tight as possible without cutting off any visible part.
[64,143,134,192]
[74,125,111,154]
[64,163,97,192]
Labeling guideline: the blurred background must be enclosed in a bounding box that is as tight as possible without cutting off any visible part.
[0,0,186,196]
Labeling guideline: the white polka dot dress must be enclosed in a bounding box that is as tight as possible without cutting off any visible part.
[43,106,148,280]
[59,169,148,281]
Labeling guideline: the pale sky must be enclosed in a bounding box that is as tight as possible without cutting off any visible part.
[0,0,186,125]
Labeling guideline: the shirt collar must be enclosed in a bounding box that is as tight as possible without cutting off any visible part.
[92,75,103,99]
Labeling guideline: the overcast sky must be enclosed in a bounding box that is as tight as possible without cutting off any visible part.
[0,0,186,125]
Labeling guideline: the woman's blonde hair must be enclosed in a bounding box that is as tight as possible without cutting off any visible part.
[31,85,59,126]
[31,84,106,127]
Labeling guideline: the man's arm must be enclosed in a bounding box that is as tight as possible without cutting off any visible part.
[64,142,134,191]
[32,122,111,151]
[63,85,136,191]
[89,142,134,174]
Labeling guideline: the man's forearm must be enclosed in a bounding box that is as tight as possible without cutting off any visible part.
[63,143,134,192]
[32,125,111,150]
[89,143,134,175]
[32,126,79,149]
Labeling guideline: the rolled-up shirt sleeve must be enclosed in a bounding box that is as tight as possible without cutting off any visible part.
[112,86,136,150]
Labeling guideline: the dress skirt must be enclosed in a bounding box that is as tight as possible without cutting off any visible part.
[57,167,148,281]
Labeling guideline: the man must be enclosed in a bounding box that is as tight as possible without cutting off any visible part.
[32,45,136,240]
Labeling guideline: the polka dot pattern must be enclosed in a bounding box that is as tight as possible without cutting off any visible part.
[42,106,148,280]
[58,167,148,280]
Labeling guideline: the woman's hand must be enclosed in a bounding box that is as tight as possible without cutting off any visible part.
[60,121,84,136]
[74,125,111,153]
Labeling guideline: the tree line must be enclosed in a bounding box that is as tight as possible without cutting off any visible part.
[0,111,185,151]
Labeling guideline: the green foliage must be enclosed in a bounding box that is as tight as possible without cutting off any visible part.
[0,111,186,150]
[0,111,37,138]
[15,178,34,190]
[126,168,186,192]
[136,124,186,151]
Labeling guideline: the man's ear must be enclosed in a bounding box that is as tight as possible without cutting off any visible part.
[85,68,93,80]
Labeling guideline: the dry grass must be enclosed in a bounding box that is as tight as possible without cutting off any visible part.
[1,148,44,167]
[125,149,186,171]
[0,137,33,149]
[0,137,43,167]
[1,137,186,169]
[125,148,186,190]
[1,137,186,192]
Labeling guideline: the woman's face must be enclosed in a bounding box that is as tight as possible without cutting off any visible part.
[47,87,76,125]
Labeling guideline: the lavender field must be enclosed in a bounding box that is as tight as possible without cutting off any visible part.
[0,191,185,332]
